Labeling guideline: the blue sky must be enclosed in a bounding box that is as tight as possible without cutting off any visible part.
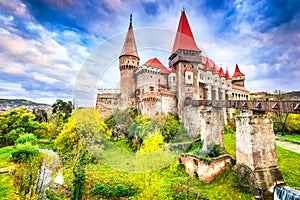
[0,0,299,106]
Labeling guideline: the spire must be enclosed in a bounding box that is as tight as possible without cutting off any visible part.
[212,63,218,74]
[225,69,231,80]
[219,68,226,77]
[232,64,245,77]
[120,14,139,58]
[204,60,211,71]
[171,10,201,55]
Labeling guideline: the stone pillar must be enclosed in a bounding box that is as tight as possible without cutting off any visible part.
[201,107,224,150]
[235,110,284,200]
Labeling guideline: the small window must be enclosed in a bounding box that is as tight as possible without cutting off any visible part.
[184,64,186,68]
[188,75,191,80]
[158,79,160,83]
[173,77,175,81]
[150,86,154,91]
[127,60,129,63]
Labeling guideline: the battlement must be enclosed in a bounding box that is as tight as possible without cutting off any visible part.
[98,89,120,94]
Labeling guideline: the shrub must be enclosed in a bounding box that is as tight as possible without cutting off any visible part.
[11,142,40,162]
[91,182,137,197]
[15,134,37,145]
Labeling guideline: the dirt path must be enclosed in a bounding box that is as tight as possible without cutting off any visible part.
[276,140,300,154]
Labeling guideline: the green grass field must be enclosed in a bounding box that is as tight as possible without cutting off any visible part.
[276,135,300,144]
[1,133,299,199]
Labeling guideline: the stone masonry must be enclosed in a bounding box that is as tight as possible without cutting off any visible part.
[235,109,284,199]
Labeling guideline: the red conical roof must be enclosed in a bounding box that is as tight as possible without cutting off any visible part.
[120,14,139,58]
[232,64,245,77]
[225,69,231,80]
[145,58,170,74]
[204,60,211,71]
[171,11,201,55]
[219,68,226,77]
[212,63,218,74]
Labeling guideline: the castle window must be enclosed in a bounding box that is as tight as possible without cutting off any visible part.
[127,60,129,64]
[150,86,154,91]
[184,64,186,68]
[192,65,194,68]
[188,75,191,80]
[158,79,160,83]
[173,77,175,81]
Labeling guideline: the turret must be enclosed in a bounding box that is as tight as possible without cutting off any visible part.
[225,69,232,100]
[231,64,245,87]
[119,14,140,108]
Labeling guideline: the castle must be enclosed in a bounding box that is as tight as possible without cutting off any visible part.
[96,11,249,119]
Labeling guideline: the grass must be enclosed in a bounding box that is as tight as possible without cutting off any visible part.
[0,174,17,200]
[276,146,300,190]
[224,132,236,159]
[224,132,300,191]
[276,135,300,144]
[77,159,253,200]
[0,146,17,199]
[0,146,13,168]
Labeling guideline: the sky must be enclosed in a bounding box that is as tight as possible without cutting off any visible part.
[0,0,299,106]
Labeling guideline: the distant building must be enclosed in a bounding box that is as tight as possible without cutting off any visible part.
[96,11,249,119]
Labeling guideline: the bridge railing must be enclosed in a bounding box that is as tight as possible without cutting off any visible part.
[184,100,300,114]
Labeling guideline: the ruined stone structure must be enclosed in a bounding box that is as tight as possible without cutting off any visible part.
[96,11,249,121]
[235,110,284,199]
[180,154,232,183]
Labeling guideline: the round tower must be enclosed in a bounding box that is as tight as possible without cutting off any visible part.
[119,14,140,108]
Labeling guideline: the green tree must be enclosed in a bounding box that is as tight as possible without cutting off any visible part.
[139,131,165,153]
[286,114,300,134]
[0,107,42,147]
[54,116,81,155]
[52,99,73,123]
[71,150,88,200]
[33,108,48,123]
[271,90,290,136]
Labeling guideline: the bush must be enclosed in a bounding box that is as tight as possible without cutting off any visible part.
[91,182,137,197]
[15,134,37,145]
[11,142,40,162]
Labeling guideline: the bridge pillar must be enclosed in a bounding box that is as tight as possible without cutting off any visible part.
[235,110,284,199]
[183,106,224,150]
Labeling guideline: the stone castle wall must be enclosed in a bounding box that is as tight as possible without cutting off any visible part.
[180,154,232,183]
[95,93,120,119]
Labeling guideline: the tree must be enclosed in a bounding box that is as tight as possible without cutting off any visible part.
[33,108,48,123]
[0,107,42,147]
[54,116,81,155]
[71,150,88,200]
[52,99,73,123]
[286,114,300,134]
[272,90,290,136]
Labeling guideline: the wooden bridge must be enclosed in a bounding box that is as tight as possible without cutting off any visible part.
[184,100,300,114]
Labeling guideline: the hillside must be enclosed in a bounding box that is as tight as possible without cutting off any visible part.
[0,99,50,110]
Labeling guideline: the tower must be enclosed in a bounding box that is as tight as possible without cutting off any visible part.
[169,10,202,115]
[231,64,245,87]
[119,14,140,108]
